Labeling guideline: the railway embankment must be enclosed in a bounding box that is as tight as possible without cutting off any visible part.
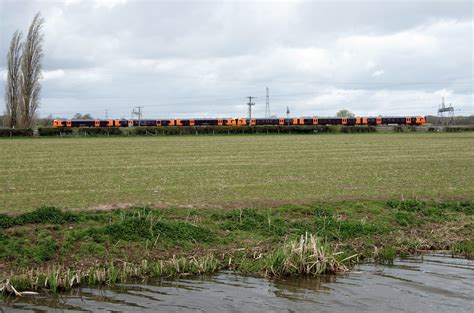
[1,200,472,294]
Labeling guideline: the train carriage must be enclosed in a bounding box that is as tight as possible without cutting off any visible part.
[53,116,426,129]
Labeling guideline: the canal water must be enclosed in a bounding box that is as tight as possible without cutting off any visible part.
[2,254,473,312]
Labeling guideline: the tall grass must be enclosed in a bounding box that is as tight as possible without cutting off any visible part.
[1,233,355,295]
[1,254,222,295]
[261,233,357,277]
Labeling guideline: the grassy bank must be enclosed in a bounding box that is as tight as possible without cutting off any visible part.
[1,133,473,213]
[1,200,473,293]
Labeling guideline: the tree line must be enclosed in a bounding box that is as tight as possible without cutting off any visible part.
[4,12,44,129]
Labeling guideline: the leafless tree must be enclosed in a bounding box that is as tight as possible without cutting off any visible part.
[20,12,44,128]
[5,31,22,129]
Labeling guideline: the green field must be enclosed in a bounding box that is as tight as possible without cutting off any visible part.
[1,132,473,213]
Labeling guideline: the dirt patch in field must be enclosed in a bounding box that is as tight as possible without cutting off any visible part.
[69,194,474,213]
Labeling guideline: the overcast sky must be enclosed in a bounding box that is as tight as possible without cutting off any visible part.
[0,0,473,119]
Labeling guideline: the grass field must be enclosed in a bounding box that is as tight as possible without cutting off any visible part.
[1,132,473,213]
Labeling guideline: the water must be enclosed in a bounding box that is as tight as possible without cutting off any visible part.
[2,254,473,312]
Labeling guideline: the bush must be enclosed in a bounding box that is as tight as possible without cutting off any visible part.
[445,126,474,132]
[38,127,62,136]
[78,127,121,136]
[0,128,33,137]
[341,126,376,133]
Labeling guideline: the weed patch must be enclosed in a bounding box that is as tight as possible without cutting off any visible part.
[104,218,215,243]
[214,208,289,236]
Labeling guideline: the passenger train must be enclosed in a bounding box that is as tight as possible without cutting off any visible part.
[52,116,427,128]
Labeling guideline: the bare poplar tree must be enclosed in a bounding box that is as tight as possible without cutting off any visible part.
[20,12,44,128]
[5,31,22,128]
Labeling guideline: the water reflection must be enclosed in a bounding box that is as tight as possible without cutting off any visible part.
[2,254,473,312]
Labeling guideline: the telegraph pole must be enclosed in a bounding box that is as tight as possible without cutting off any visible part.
[265,87,270,118]
[246,96,256,120]
[132,106,144,126]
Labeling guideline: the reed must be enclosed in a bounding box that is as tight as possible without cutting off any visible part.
[1,234,356,295]
[1,254,224,295]
[260,233,357,277]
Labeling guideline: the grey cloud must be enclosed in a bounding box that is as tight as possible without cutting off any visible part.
[0,0,472,118]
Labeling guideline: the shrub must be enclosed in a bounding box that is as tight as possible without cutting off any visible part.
[0,128,33,137]
[341,126,376,133]
[38,127,61,136]
[445,126,474,132]
[78,127,121,136]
